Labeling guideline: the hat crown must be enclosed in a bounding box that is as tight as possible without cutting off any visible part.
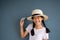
[32,9,43,15]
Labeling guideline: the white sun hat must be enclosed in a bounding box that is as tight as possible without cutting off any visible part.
[27,9,48,21]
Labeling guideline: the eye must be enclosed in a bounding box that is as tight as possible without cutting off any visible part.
[37,16,40,18]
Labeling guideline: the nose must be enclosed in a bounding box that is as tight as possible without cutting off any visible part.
[35,18,39,22]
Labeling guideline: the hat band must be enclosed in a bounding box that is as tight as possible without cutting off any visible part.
[32,14,40,16]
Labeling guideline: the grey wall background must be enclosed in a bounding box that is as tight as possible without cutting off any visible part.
[0,0,60,40]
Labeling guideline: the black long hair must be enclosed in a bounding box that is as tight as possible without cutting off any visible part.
[31,16,50,36]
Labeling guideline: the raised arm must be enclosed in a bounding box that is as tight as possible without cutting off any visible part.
[20,18,28,38]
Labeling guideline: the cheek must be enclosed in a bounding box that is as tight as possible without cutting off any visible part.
[39,18,43,22]
[32,19,35,22]
[33,19,37,23]
[33,19,36,22]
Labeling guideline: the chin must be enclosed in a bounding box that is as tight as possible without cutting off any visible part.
[35,22,40,25]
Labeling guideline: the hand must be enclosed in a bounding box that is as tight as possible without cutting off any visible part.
[20,18,25,27]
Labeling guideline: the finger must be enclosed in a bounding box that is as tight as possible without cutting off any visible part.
[20,19,24,22]
[21,17,25,20]
[20,18,25,22]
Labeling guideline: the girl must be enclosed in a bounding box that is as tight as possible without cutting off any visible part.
[20,9,50,40]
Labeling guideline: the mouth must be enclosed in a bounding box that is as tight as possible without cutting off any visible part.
[35,21,40,24]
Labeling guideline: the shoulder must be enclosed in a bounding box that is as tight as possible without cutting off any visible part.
[26,23,33,29]
[26,23,33,32]
[28,23,33,26]
[43,27,46,29]
[42,27,46,31]
[27,23,33,29]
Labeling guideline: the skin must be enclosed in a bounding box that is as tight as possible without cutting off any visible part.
[32,16,43,29]
[20,16,48,40]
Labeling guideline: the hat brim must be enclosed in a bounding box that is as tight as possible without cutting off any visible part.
[27,15,48,21]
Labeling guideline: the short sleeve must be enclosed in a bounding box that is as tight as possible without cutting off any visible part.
[43,33,49,39]
[26,24,32,33]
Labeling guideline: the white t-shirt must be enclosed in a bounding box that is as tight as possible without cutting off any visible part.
[26,23,49,40]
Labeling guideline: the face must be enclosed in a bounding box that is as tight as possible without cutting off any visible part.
[32,16,43,25]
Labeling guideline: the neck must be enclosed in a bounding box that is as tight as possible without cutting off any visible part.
[35,23,43,29]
